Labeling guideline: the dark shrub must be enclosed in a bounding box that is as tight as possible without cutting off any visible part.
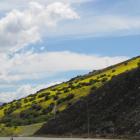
[29,97,35,102]
[80,82,91,86]
[75,84,82,88]
[42,103,55,114]
[56,92,62,95]
[38,94,45,98]
[67,102,72,107]
[112,69,116,73]
[15,102,21,109]
[38,92,50,98]
[66,94,74,100]
[111,75,116,79]
[31,103,42,111]
[39,99,44,103]
[91,86,97,91]
[53,95,59,100]
[124,62,128,66]
[24,98,28,103]
[100,74,106,78]
[89,79,95,84]
[57,94,74,105]
[44,95,50,101]
[57,98,65,105]
[101,78,108,83]
[137,62,140,67]
[64,89,69,93]
[51,88,56,91]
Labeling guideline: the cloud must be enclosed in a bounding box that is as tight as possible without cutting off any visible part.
[47,15,140,38]
[0,82,62,102]
[1,0,140,47]
[0,51,128,83]
[0,1,79,52]
[0,51,128,102]
[0,0,92,11]
[0,0,133,103]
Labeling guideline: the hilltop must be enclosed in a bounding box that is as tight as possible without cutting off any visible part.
[36,67,140,138]
[0,56,140,136]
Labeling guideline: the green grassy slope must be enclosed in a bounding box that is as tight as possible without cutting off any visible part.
[0,123,43,136]
[0,56,140,136]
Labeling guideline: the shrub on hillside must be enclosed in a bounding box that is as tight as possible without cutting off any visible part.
[68,84,76,89]
[64,89,69,93]
[31,103,42,111]
[67,102,72,108]
[24,98,28,103]
[38,92,50,98]
[39,99,44,103]
[75,84,82,88]
[101,78,108,83]
[38,94,45,98]
[44,95,50,101]
[124,62,128,65]
[112,69,116,73]
[3,117,25,127]
[89,79,96,84]
[100,74,106,78]
[53,95,59,100]
[56,91,62,95]
[57,94,74,105]
[42,103,55,114]
[29,97,35,102]
[137,62,140,67]
[4,108,14,115]
[111,75,116,79]
[91,86,97,91]
[20,109,41,121]
[80,82,91,86]
[51,88,56,91]
[69,82,73,86]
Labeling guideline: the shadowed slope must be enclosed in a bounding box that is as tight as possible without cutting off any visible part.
[36,67,140,138]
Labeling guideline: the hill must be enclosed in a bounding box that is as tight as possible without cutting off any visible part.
[36,67,140,138]
[0,56,140,136]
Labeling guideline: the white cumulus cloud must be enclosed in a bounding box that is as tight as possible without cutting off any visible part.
[0,82,62,102]
[0,50,128,102]
[0,1,79,52]
[0,51,128,83]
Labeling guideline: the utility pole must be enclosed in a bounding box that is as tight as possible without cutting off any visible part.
[86,99,90,138]
[53,101,57,119]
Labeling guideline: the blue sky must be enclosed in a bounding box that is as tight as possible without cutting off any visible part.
[0,0,139,102]
[39,35,140,57]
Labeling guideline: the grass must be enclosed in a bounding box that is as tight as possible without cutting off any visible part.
[0,123,43,136]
